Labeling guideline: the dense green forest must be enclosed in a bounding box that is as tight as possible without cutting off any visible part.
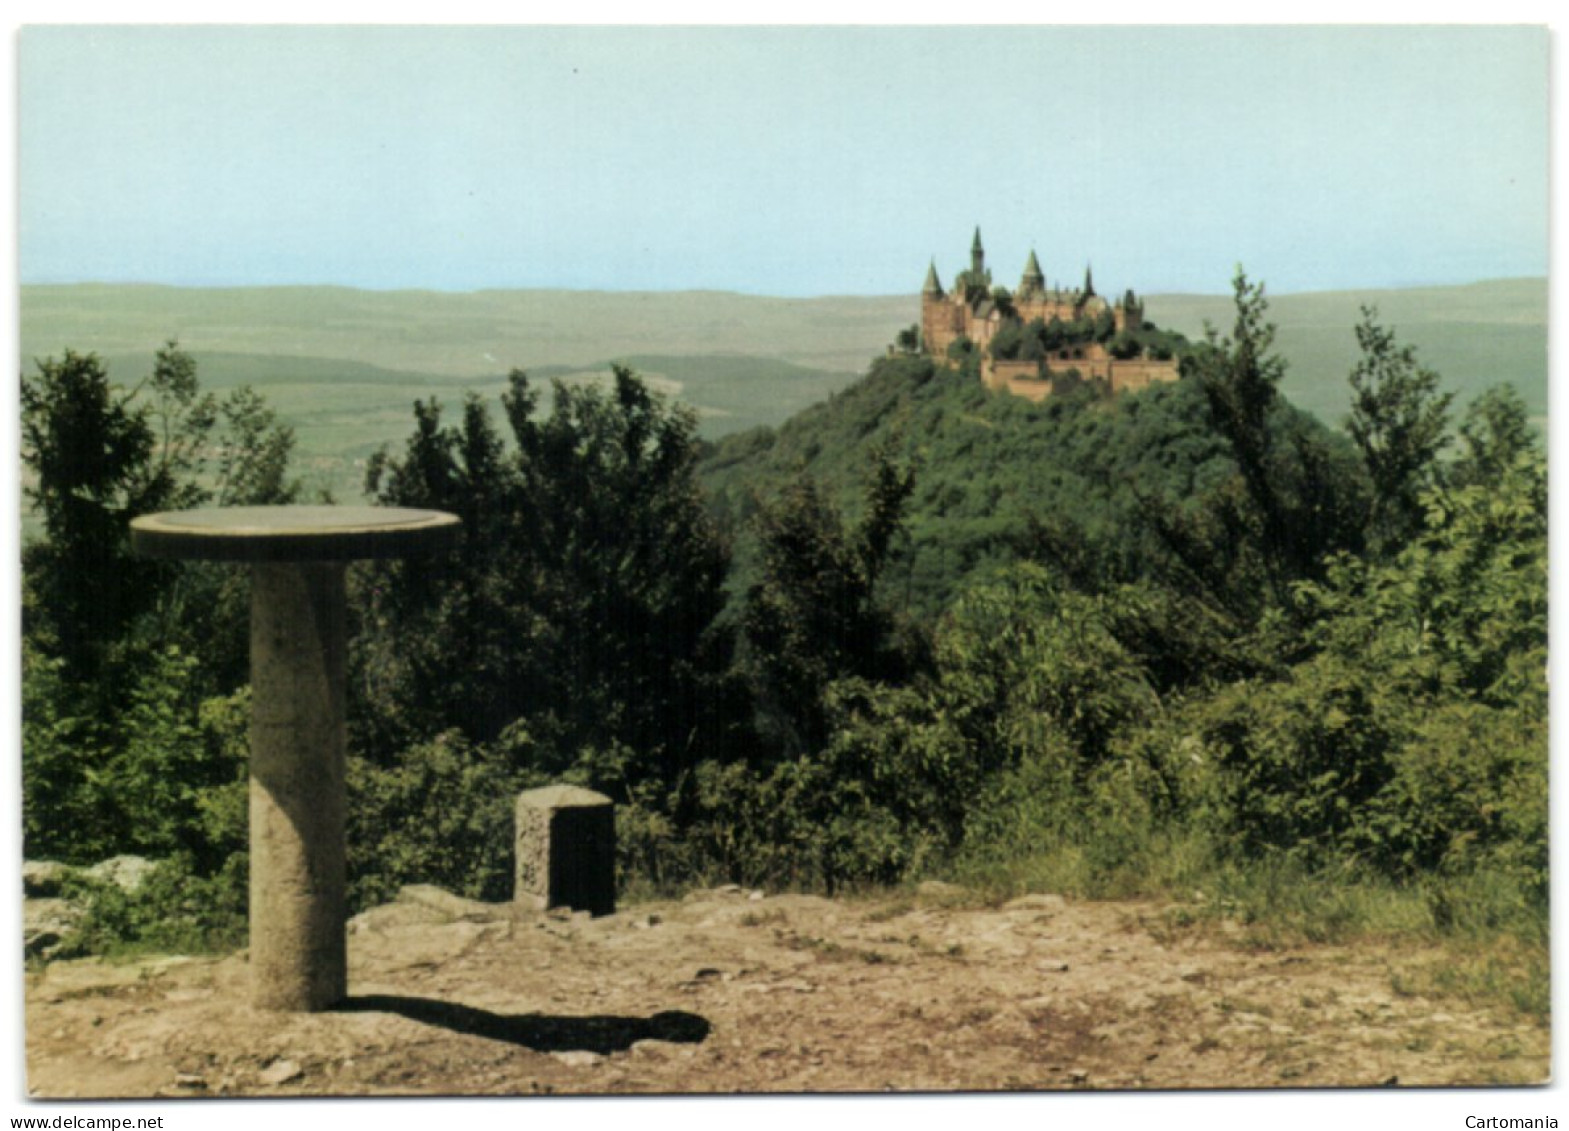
[19,273,1546,1017]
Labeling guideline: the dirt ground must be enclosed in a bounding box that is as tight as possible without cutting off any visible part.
[23,883,1549,1097]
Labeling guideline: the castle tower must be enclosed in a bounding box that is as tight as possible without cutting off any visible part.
[971,227,986,276]
[1017,250,1046,302]
[1120,287,1143,331]
[920,259,964,357]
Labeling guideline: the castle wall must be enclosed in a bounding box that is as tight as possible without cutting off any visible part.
[1001,375,1054,403]
[1108,358,1182,394]
[1052,357,1113,382]
[979,358,1053,402]
[1043,342,1112,383]
[977,345,1180,402]
[987,358,1042,391]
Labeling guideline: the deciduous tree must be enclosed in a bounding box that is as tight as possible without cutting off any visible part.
[741,441,917,757]
[357,366,739,796]
[1345,307,1452,555]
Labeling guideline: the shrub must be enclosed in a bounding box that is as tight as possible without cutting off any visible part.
[1365,701,1546,897]
[1193,654,1406,864]
[22,644,248,869]
[57,854,248,960]
[347,730,541,909]
[670,755,935,892]
[111,657,249,866]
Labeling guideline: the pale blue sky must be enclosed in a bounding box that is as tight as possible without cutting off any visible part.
[19,25,1548,296]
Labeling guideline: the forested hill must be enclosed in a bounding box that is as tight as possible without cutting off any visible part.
[698,351,1360,620]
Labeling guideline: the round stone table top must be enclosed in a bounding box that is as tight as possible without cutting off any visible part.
[130,505,461,562]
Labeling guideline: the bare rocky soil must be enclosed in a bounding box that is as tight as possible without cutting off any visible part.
[24,884,1548,1097]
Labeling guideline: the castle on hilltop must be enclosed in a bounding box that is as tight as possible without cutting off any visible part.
[921,229,1181,402]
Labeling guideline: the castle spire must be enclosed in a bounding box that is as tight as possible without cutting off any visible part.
[1018,249,1045,299]
[922,259,945,297]
[971,227,985,275]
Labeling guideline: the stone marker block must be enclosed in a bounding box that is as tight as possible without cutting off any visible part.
[515,785,615,916]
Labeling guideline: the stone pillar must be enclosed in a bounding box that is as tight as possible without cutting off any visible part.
[249,561,347,1011]
[515,786,615,917]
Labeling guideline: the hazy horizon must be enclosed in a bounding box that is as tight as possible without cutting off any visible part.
[20,26,1547,298]
[16,272,1550,302]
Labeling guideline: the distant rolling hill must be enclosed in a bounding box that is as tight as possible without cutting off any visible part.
[19,284,912,375]
[20,278,1544,506]
[1145,277,1547,430]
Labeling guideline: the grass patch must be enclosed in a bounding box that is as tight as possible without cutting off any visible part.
[949,826,1216,905]
[776,929,900,966]
[1395,936,1550,1024]
[941,825,1546,1024]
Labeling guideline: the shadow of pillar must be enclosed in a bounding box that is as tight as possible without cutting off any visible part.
[336,995,711,1054]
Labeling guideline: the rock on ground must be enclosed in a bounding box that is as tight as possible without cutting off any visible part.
[23,898,83,960]
[22,861,75,898]
[84,855,157,894]
[21,855,159,960]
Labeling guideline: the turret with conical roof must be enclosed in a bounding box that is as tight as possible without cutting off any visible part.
[1017,249,1045,300]
[922,259,945,298]
[971,227,986,276]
